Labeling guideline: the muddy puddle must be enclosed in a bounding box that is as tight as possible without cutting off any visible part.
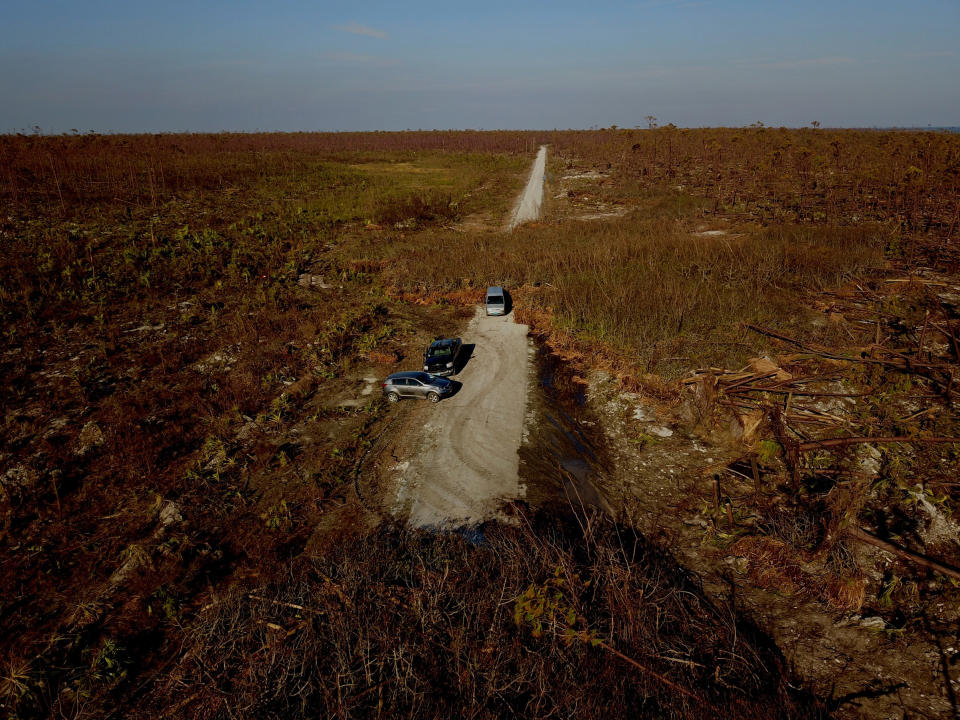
[519,346,614,517]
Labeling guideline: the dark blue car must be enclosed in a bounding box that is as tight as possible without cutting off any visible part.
[422,337,462,377]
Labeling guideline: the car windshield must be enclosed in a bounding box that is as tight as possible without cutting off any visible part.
[413,372,433,383]
[487,295,504,305]
[427,345,452,358]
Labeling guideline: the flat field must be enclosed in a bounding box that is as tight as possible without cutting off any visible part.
[2,128,960,718]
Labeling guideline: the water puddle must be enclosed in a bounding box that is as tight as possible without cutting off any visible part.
[519,345,613,516]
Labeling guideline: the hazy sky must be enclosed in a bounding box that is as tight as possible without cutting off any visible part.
[2,0,958,132]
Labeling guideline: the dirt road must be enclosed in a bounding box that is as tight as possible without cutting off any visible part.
[388,148,548,527]
[391,308,532,527]
[507,145,547,229]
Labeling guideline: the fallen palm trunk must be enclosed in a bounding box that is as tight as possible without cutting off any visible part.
[797,435,960,452]
[846,527,960,582]
[744,323,956,373]
[596,638,716,710]
[725,386,872,398]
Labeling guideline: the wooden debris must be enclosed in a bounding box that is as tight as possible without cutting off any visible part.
[847,527,960,582]
[797,436,960,452]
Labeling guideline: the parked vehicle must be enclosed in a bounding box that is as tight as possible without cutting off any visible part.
[485,286,506,316]
[382,371,453,403]
[423,337,462,376]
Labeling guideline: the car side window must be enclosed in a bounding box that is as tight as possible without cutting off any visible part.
[409,379,422,386]
[393,378,407,386]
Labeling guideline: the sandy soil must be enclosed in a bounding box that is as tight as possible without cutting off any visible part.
[507,145,547,229]
[391,308,533,527]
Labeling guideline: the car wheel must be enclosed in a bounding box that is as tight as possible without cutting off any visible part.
[386,392,399,403]
[427,392,440,403]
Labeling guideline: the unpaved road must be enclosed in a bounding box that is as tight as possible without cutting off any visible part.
[390,147,547,527]
[508,145,547,229]
[392,308,532,527]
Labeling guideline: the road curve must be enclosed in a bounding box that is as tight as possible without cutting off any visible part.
[392,308,532,528]
[508,145,547,230]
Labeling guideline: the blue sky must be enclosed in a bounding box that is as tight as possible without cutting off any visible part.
[1,0,957,132]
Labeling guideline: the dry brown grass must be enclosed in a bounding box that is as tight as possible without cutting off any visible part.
[0,131,542,211]
[371,208,890,377]
[731,536,866,612]
[137,511,824,720]
[5,127,957,717]
[550,126,960,235]
[1,135,525,720]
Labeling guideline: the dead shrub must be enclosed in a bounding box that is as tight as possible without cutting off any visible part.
[387,286,483,307]
[825,575,867,613]
[374,192,458,227]
[731,535,865,612]
[368,349,399,365]
[347,258,387,274]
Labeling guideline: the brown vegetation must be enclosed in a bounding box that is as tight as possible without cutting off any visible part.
[148,511,822,719]
[2,127,960,718]
[552,126,960,235]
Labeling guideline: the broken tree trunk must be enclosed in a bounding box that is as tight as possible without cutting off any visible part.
[847,527,960,582]
[797,436,960,452]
